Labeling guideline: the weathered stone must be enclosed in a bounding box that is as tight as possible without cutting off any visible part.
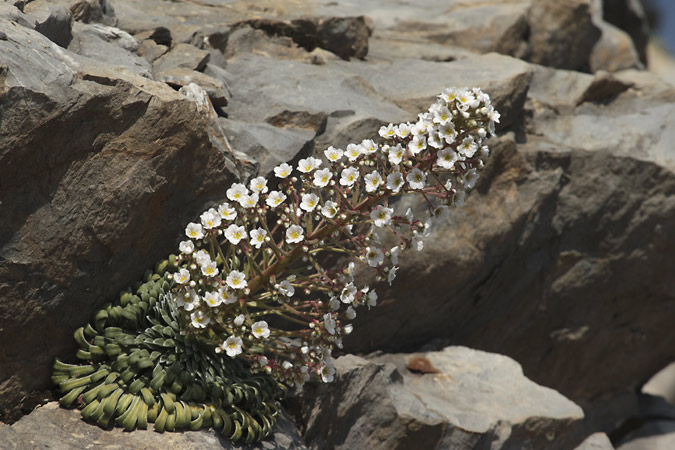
[70,0,116,26]
[68,22,151,77]
[222,26,324,64]
[157,67,228,107]
[310,15,371,60]
[34,6,73,48]
[293,348,583,450]
[528,0,601,72]
[137,38,169,64]
[575,433,615,450]
[590,21,642,72]
[526,67,675,169]
[602,0,650,64]
[230,15,371,60]
[0,13,236,422]
[153,42,211,74]
[345,130,675,416]
[0,402,307,449]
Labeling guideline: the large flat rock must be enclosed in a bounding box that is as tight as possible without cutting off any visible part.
[293,347,584,450]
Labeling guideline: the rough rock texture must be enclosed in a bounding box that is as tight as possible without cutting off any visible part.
[292,348,584,450]
[1,0,674,448]
[575,433,615,450]
[0,8,237,422]
[0,402,307,450]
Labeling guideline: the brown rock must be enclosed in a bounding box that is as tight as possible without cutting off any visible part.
[0,13,235,422]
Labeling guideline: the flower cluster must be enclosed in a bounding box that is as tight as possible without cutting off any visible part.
[170,87,499,385]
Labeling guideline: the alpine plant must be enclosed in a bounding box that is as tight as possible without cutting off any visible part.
[52,87,498,443]
[173,87,498,384]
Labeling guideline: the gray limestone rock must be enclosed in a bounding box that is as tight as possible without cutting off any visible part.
[0,12,236,423]
[575,433,615,450]
[528,0,601,72]
[157,67,229,107]
[68,22,151,77]
[293,348,584,450]
[0,402,307,449]
[153,43,211,74]
[34,6,73,48]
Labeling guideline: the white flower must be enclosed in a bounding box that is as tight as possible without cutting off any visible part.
[427,129,444,149]
[222,336,243,357]
[286,225,304,244]
[370,205,393,227]
[201,261,219,277]
[191,311,210,329]
[218,202,237,221]
[234,314,245,326]
[389,246,400,265]
[249,228,267,249]
[179,240,195,254]
[406,168,426,189]
[379,123,396,139]
[313,168,333,187]
[274,162,293,178]
[388,144,404,165]
[282,361,293,370]
[345,143,362,161]
[259,356,268,367]
[249,176,268,194]
[453,189,466,207]
[361,139,377,154]
[278,280,295,297]
[324,146,343,162]
[437,148,459,169]
[343,324,353,334]
[340,167,359,186]
[174,268,190,285]
[440,87,456,104]
[266,191,287,208]
[204,291,222,308]
[412,235,424,251]
[364,170,383,193]
[329,297,340,311]
[321,200,338,218]
[323,313,336,335]
[367,290,378,308]
[194,249,211,267]
[226,270,247,290]
[386,172,404,193]
[251,321,270,338]
[340,283,357,304]
[387,266,399,285]
[320,363,336,383]
[300,193,320,212]
[463,168,480,189]
[185,222,204,240]
[239,192,259,209]
[346,306,356,320]
[456,89,478,110]
[396,123,411,138]
[458,137,478,158]
[226,183,248,203]
[298,157,321,173]
[439,122,457,144]
[365,246,384,267]
[177,288,198,310]
[408,135,426,155]
[200,210,221,230]
[433,105,452,124]
[219,287,237,304]
[224,224,246,245]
